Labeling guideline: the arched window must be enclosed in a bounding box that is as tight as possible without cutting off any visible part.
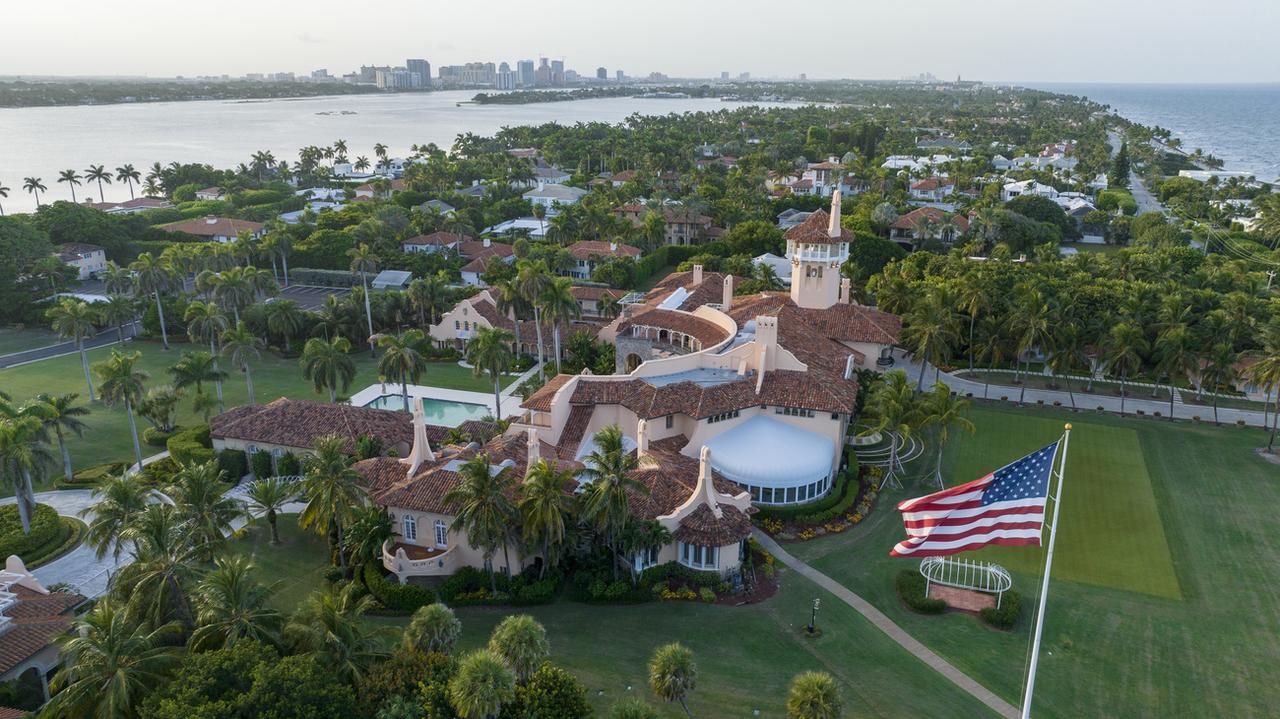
[434,520,448,548]
[402,515,417,542]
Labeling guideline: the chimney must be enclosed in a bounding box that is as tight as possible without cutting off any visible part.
[472,179,480,187]
[401,397,435,475]
[526,427,540,466]
[722,275,733,310]
[840,277,851,304]
[483,237,491,248]
[609,241,618,252]
[692,264,703,285]
[827,191,842,238]
[754,315,778,393]
[205,216,218,225]
[636,419,649,456]
[696,446,723,518]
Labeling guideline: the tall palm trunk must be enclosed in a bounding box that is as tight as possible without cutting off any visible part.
[329,385,337,403]
[243,362,256,405]
[401,379,410,414]
[20,470,36,528]
[493,374,502,421]
[55,425,73,484]
[281,253,290,288]
[116,321,126,346]
[336,518,349,577]
[553,327,563,372]
[916,351,928,392]
[362,273,375,357]
[1268,399,1279,453]
[210,339,225,413]
[125,397,144,469]
[1212,393,1220,426]
[532,307,545,381]
[967,315,976,371]
[154,291,170,350]
[268,509,281,544]
[269,254,280,284]
[1064,375,1076,410]
[10,477,32,533]
[78,339,96,402]
[1119,375,1127,417]
[1169,380,1176,421]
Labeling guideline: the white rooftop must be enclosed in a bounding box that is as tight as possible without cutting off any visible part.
[703,415,834,489]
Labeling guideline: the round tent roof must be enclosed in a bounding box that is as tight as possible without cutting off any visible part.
[703,415,834,489]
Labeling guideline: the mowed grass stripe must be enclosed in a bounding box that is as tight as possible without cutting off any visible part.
[947,412,1181,599]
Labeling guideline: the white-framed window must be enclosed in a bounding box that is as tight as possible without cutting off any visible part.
[634,546,660,571]
[434,520,448,548]
[402,515,417,541]
[679,542,718,570]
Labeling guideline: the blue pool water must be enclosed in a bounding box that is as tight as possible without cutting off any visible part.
[362,395,490,425]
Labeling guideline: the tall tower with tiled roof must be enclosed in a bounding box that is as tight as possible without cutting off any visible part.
[784,191,849,309]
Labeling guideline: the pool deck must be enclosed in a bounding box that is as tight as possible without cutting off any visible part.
[348,360,543,421]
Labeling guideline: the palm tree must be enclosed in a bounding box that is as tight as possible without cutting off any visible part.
[300,336,357,403]
[102,261,135,295]
[115,164,141,199]
[648,642,697,718]
[1202,343,1239,426]
[901,293,959,392]
[57,168,83,202]
[184,300,230,411]
[93,348,148,469]
[378,330,428,413]
[403,603,462,654]
[32,392,88,485]
[1246,348,1280,452]
[957,278,991,372]
[1104,322,1149,417]
[85,164,113,202]
[285,583,390,684]
[130,252,176,350]
[168,460,242,561]
[531,203,547,239]
[23,176,47,208]
[208,267,255,324]
[190,555,284,651]
[117,502,200,628]
[1046,323,1088,410]
[41,602,182,719]
[441,453,517,594]
[264,298,306,353]
[861,370,922,488]
[448,649,517,719]
[520,458,574,578]
[348,243,380,356]
[488,614,549,685]
[466,326,515,419]
[265,231,293,287]
[0,180,8,216]
[491,279,524,353]
[344,504,394,578]
[100,294,136,346]
[580,424,644,580]
[47,297,99,402]
[1156,326,1198,421]
[82,474,155,561]
[921,383,975,488]
[221,321,265,405]
[0,415,50,534]
[786,671,843,719]
[516,261,553,380]
[244,475,298,544]
[354,156,371,173]
[539,276,581,371]
[168,349,227,406]
[1007,294,1053,404]
[299,434,365,576]
[407,274,448,328]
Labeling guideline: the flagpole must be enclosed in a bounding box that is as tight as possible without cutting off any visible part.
[1020,424,1071,719]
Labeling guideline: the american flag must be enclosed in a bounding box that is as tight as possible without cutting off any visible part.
[890,442,1060,558]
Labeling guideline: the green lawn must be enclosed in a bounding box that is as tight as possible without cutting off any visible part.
[0,327,60,356]
[791,405,1280,718]
[0,338,517,481]
[957,371,1174,402]
[228,515,333,611]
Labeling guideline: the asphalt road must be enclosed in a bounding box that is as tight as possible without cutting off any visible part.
[276,284,350,310]
[0,323,139,369]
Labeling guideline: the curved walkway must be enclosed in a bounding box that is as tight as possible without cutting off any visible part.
[753,530,1018,718]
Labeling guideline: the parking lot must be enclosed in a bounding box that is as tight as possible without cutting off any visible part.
[276,284,351,309]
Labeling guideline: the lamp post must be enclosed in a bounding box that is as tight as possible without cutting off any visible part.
[807,597,821,634]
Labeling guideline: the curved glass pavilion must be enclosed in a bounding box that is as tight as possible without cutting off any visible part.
[703,415,836,505]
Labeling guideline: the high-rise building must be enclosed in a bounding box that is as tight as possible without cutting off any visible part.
[375,68,416,89]
[518,59,535,87]
[460,62,496,86]
[535,58,552,86]
[720,71,729,81]
[406,59,431,88]
[596,66,608,80]
[739,71,751,81]
[497,62,518,90]
[550,59,565,86]
[616,69,625,82]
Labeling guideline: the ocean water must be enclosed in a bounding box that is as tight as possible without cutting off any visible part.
[1030,83,1280,183]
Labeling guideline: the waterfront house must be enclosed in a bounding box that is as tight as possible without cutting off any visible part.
[55,243,107,279]
[522,183,589,212]
[565,240,642,279]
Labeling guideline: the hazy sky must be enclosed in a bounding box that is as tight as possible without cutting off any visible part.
[3,0,1277,84]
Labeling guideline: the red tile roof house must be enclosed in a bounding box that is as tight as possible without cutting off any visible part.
[354,178,408,199]
[564,240,642,279]
[160,216,266,244]
[194,186,225,201]
[83,197,174,215]
[456,239,515,288]
[889,206,969,250]
[401,231,470,255]
[908,177,956,202]
[570,285,624,318]
[0,557,86,708]
[614,204,716,246]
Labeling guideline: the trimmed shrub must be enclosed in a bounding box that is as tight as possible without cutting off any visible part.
[980,590,1023,629]
[699,587,716,603]
[217,449,249,482]
[754,462,860,523]
[70,461,127,485]
[250,450,274,479]
[0,504,63,560]
[168,425,215,467]
[896,570,946,614]
[639,561,721,589]
[143,426,178,447]
[277,452,301,476]
[362,563,436,613]
[140,457,181,486]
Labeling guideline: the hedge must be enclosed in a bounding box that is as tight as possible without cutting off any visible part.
[69,461,128,485]
[981,590,1023,630]
[168,424,215,467]
[754,460,861,523]
[250,450,274,479]
[217,449,249,482]
[277,452,301,477]
[22,517,86,569]
[143,426,178,447]
[438,566,557,607]
[896,570,946,614]
[639,561,722,589]
[0,504,63,560]
[362,562,436,613]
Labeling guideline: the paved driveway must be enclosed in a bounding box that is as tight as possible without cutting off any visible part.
[276,285,350,310]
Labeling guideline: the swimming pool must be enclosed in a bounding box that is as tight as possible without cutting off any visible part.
[361,395,491,426]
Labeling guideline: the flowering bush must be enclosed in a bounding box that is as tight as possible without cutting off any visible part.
[760,518,784,534]
[798,529,817,541]
[661,587,699,601]
[699,587,717,603]
[824,522,847,533]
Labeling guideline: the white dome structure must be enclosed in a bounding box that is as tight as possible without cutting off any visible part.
[702,415,836,505]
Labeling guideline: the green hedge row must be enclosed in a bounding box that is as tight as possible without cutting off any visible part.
[0,504,63,560]
[753,459,861,523]
[68,461,128,485]
[217,449,249,482]
[22,517,86,569]
[362,562,437,613]
[168,425,215,467]
[981,590,1023,630]
[639,561,722,589]
[896,570,946,614]
[143,426,179,447]
[438,566,557,607]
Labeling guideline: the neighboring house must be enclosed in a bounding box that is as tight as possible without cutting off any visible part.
[401,231,469,254]
[418,199,456,215]
[279,200,345,224]
[483,217,547,240]
[889,206,969,250]
[909,177,956,202]
[614,204,715,246]
[371,269,413,290]
[777,209,813,229]
[0,557,85,706]
[801,158,846,197]
[354,178,407,199]
[195,186,225,201]
[609,169,638,187]
[55,243,107,279]
[532,164,572,185]
[522,183,589,212]
[570,285,624,317]
[428,289,561,355]
[296,187,347,202]
[917,137,971,151]
[994,154,1077,173]
[752,252,793,285]
[1189,356,1278,404]
[565,240,642,279]
[84,197,174,215]
[160,216,266,243]
[1001,179,1059,203]
[457,238,515,288]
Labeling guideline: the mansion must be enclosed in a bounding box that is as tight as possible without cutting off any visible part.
[365,192,901,582]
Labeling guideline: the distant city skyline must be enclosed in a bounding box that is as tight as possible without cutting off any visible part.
[1,0,1277,84]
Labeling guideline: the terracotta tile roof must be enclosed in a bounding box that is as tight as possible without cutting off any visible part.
[642,270,740,311]
[625,443,742,521]
[910,178,954,191]
[403,231,471,248]
[617,308,731,347]
[567,240,642,260]
[782,209,844,244]
[457,240,514,261]
[556,406,594,460]
[890,206,968,232]
[672,503,754,546]
[161,216,265,238]
[0,585,83,676]
[782,304,902,346]
[807,160,845,170]
[520,374,574,412]
[209,398,412,454]
[355,178,407,193]
[569,286,624,302]
[611,170,637,182]
[0,706,29,718]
